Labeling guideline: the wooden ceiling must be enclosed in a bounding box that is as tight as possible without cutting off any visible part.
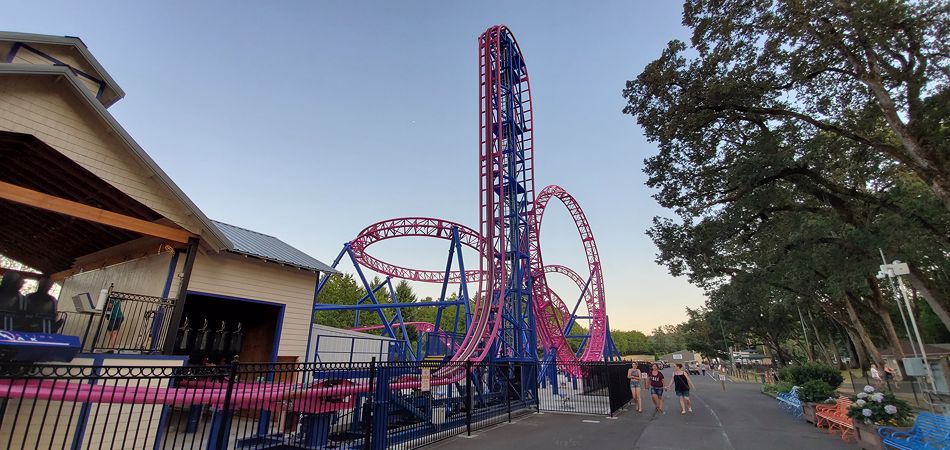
[0,131,165,274]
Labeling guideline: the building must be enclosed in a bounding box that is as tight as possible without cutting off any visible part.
[661,350,702,364]
[0,31,338,365]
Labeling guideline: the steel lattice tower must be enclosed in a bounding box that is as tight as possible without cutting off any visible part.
[478,26,537,362]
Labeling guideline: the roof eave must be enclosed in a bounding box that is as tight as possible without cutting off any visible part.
[0,31,125,105]
[225,249,340,275]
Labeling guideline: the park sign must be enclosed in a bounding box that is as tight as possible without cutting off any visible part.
[672,354,683,360]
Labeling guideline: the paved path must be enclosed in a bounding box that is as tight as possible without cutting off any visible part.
[424,369,853,450]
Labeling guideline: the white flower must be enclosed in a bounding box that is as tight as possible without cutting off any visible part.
[884,405,898,415]
[855,399,867,407]
[857,392,868,399]
[871,392,884,403]
[862,408,873,417]
[864,385,876,393]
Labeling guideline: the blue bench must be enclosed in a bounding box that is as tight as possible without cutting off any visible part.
[776,386,802,417]
[879,412,950,449]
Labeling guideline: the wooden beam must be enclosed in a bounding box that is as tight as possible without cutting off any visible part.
[0,267,44,281]
[0,181,195,244]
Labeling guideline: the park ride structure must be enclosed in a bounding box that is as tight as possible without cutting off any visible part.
[0,25,621,450]
[312,22,620,409]
[312,24,619,373]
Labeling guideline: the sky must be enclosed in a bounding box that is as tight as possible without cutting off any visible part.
[4,0,705,333]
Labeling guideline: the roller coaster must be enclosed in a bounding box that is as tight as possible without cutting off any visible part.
[313,24,618,387]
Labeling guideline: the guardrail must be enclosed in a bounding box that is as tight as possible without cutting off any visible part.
[60,291,175,354]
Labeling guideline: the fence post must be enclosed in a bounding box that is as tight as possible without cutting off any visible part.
[89,284,113,352]
[604,360,614,417]
[506,362,512,423]
[535,361,541,412]
[363,357,376,450]
[371,360,389,450]
[211,359,238,450]
[465,360,472,436]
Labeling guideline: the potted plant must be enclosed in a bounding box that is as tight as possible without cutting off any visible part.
[797,380,836,424]
[846,385,912,450]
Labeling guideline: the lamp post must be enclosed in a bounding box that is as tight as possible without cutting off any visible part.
[876,253,937,394]
[718,315,735,377]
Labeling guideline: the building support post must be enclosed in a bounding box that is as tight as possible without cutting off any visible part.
[163,237,199,355]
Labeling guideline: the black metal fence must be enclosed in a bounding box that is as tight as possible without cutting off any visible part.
[0,358,624,450]
[537,362,632,416]
[60,291,176,354]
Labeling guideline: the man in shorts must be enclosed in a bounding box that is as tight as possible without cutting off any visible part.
[648,363,666,414]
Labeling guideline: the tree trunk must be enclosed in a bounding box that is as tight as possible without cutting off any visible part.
[809,313,834,365]
[845,329,867,370]
[906,268,950,332]
[826,329,844,369]
[867,277,905,360]
[844,295,886,367]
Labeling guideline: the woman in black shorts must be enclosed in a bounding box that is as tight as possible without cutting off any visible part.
[667,363,695,414]
[648,363,665,414]
[628,362,643,412]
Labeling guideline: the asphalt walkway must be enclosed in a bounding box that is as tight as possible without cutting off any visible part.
[424,368,854,450]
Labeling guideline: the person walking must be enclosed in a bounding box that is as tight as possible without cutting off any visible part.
[883,365,899,389]
[648,363,666,414]
[628,362,643,412]
[870,363,884,388]
[668,363,696,414]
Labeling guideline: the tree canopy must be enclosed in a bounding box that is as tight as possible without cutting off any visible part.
[623,0,950,368]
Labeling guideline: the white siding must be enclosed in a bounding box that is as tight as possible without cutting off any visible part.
[188,252,318,360]
[59,252,175,306]
[0,75,204,234]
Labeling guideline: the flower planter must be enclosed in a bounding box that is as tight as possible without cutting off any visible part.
[853,421,910,450]
[801,402,817,424]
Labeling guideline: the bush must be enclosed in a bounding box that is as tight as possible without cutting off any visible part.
[779,362,843,389]
[797,380,835,403]
[847,385,913,426]
[762,381,793,396]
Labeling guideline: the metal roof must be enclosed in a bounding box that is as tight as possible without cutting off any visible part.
[211,220,338,274]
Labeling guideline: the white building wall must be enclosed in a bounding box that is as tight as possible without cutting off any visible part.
[309,324,394,363]
[188,252,318,361]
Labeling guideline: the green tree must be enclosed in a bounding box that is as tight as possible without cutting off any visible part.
[623,0,950,211]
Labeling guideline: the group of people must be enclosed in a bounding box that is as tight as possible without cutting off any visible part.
[870,362,900,389]
[0,272,58,333]
[627,362,696,415]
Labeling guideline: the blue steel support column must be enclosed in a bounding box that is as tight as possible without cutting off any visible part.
[562,272,594,337]
[453,227,473,331]
[433,230,459,333]
[346,246,396,338]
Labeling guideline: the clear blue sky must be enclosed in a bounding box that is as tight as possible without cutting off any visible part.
[6,0,705,333]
